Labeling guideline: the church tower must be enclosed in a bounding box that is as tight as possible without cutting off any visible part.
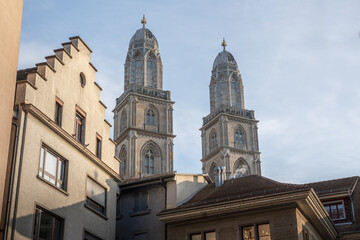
[201,39,261,180]
[113,16,175,178]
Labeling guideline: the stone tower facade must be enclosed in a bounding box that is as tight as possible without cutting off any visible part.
[201,39,261,180]
[113,16,175,178]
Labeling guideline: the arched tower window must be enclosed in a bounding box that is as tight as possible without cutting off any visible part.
[209,130,217,152]
[120,110,127,131]
[146,109,156,126]
[144,149,155,174]
[209,163,217,181]
[233,158,250,178]
[119,145,127,175]
[234,126,246,149]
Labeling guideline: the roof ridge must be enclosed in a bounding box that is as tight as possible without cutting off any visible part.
[305,176,359,185]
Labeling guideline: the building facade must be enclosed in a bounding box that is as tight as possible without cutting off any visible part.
[200,39,261,180]
[5,37,121,239]
[113,16,175,179]
[0,0,23,237]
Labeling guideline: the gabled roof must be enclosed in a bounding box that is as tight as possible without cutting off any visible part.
[179,175,309,209]
[306,176,359,196]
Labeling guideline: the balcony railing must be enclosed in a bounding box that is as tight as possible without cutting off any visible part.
[203,105,255,125]
[116,84,171,105]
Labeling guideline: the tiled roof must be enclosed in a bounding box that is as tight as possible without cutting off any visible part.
[119,172,176,186]
[179,175,309,209]
[306,176,359,196]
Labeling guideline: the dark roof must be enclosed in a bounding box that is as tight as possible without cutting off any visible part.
[17,68,37,81]
[119,172,176,186]
[306,176,359,196]
[179,175,309,209]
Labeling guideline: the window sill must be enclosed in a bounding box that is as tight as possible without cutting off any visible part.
[84,204,108,220]
[130,209,151,217]
[36,175,69,196]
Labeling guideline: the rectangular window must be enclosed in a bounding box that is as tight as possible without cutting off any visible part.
[242,224,271,240]
[96,135,102,159]
[33,206,63,240]
[190,231,216,240]
[55,99,63,127]
[324,201,345,220]
[75,110,85,144]
[86,177,106,216]
[38,144,67,190]
[133,191,148,213]
[84,231,103,240]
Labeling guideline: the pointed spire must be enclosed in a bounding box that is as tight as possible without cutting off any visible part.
[221,38,227,51]
[141,14,147,28]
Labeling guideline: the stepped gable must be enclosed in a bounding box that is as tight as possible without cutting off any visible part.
[16,36,99,88]
[306,176,359,196]
[179,175,310,208]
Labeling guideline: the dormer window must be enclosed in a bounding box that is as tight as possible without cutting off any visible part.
[324,201,345,220]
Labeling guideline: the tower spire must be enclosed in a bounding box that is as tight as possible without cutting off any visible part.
[221,38,227,51]
[141,14,147,28]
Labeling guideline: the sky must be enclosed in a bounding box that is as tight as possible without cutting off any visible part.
[18,0,360,184]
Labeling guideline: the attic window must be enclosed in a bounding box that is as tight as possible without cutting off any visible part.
[80,72,86,87]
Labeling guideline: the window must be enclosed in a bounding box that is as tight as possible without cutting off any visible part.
[133,191,148,213]
[86,177,106,216]
[84,231,102,240]
[146,109,155,126]
[119,145,127,175]
[210,131,217,151]
[80,72,86,87]
[96,135,102,159]
[33,206,63,240]
[143,149,154,174]
[190,231,216,240]
[324,201,345,220]
[235,128,244,144]
[75,110,85,144]
[120,110,127,130]
[242,224,271,240]
[38,144,67,190]
[55,99,63,127]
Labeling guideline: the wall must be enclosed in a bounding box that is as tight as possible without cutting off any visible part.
[0,0,23,236]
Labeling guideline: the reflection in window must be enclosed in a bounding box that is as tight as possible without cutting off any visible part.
[33,206,63,240]
[324,202,345,220]
[134,191,148,212]
[38,145,67,190]
[243,226,255,240]
[205,231,216,240]
[243,224,271,240]
[258,224,271,240]
[190,234,201,240]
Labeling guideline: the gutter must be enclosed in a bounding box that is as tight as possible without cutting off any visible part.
[10,111,27,240]
[3,121,19,240]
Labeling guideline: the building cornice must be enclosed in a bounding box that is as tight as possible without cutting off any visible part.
[114,127,176,144]
[201,112,258,131]
[21,103,122,182]
[200,146,260,162]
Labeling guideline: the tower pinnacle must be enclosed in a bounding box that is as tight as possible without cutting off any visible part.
[221,38,227,51]
[141,14,147,28]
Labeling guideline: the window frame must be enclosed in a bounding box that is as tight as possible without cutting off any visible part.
[188,230,216,240]
[74,107,86,145]
[132,190,149,214]
[33,205,64,240]
[146,109,156,126]
[323,200,346,220]
[143,149,155,174]
[96,134,102,159]
[38,143,68,191]
[85,176,107,218]
[55,98,63,127]
[241,223,271,240]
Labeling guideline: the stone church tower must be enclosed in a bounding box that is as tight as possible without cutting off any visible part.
[201,39,261,180]
[113,16,175,178]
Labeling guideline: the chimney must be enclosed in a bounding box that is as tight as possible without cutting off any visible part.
[214,166,226,188]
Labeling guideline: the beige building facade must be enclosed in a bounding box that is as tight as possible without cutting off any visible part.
[201,40,261,180]
[113,16,175,179]
[0,0,23,237]
[5,36,121,239]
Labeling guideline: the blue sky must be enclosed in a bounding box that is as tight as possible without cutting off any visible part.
[18,0,360,183]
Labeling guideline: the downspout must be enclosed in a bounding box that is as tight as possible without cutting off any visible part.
[10,110,27,240]
[3,121,19,240]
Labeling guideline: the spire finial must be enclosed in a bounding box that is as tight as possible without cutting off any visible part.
[141,14,147,28]
[221,38,227,51]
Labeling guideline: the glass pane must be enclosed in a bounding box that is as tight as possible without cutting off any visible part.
[258,224,271,240]
[57,160,64,182]
[86,178,105,207]
[38,211,54,240]
[205,231,216,240]
[243,226,255,240]
[39,147,45,170]
[337,203,344,218]
[53,218,62,240]
[134,193,139,212]
[190,234,201,240]
[44,151,57,177]
[141,192,148,210]
[331,205,337,218]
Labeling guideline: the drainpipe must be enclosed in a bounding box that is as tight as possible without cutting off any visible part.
[3,121,19,240]
[10,110,27,240]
